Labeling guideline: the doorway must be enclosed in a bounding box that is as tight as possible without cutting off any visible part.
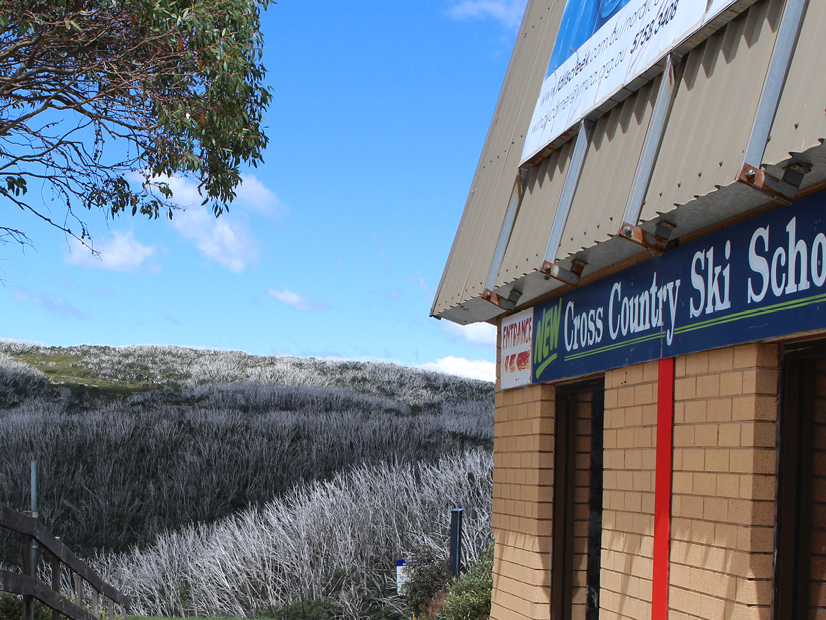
[775,343,826,619]
[552,379,604,620]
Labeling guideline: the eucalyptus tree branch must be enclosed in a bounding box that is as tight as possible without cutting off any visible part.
[0,0,272,247]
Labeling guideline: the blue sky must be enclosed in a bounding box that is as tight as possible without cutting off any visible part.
[0,0,529,382]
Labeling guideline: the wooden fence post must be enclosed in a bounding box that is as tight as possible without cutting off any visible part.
[51,553,61,620]
[74,573,83,608]
[21,534,34,620]
[2,504,130,620]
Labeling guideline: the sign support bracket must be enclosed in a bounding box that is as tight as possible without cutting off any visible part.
[482,171,528,310]
[738,0,809,201]
[539,120,595,285]
[620,54,682,229]
[540,258,587,287]
[617,221,675,255]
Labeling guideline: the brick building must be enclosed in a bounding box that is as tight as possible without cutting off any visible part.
[431,1,826,619]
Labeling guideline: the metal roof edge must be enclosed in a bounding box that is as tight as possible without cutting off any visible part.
[433,139,826,325]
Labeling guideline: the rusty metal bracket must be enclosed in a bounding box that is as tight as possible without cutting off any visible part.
[616,222,674,255]
[482,288,522,311]
[539,259,587,287]
[737,162,811,205]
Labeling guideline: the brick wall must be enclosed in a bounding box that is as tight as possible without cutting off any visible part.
[601,360,660,620]
[490,384,555,620]
[491,343,781,620]
[669,344,779,620]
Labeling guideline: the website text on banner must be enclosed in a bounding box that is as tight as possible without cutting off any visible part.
[521,0,741,162]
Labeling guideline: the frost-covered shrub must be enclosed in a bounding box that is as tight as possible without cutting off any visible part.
[0,348,492,560]
[0,353,47,406]
[93,450,493,620]
[0,388,492,558]
[0,344,494,619]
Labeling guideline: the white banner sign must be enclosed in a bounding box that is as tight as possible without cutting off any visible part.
[500,309,533,389]
[522,0,740,162]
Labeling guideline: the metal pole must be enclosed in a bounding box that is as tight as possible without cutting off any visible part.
[31,461,39,579]
[742,0,808,170]
[484,172,526,298]
[543,120,595,268]
[22,461,39,620]
[31,461,38,518]
[449,508,463,576]
[621,55,682,227]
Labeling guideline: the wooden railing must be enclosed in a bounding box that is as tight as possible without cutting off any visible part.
[0,505,129,620]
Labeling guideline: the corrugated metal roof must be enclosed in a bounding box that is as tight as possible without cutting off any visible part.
[496,141,572,286]
[432,0,826,324]
[558,79,657,259]
[639,0,782,224]
[763,0,826,164]
[431,0,566,319]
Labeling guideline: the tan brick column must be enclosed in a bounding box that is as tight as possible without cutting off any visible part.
[669,344,778,620]
[490,383,555,620]
[601,360,660,620]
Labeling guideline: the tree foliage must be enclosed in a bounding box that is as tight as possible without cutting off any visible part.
[0,0,271,247]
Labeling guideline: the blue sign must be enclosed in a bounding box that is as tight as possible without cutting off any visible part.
[546,0,633,76]
[532,194,826,383]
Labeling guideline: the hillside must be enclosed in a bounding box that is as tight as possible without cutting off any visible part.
[0,343,494,559]
[0,341,491,405]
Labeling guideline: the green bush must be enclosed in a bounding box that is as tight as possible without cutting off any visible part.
[0,592,53,620]
[439,545,494,620]
[264,595,403,620]
[401,554,452,618]
[264,598,339,620]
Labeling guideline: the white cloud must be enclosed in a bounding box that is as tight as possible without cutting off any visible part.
[157,175,202,207]
[420,356,495,382]
[66,231,156,273]
[142,173,283,273]
[141,172,285,217]
[447,0,527,28]
[444,321,497,349]
[408,273,435,300]
[236,174,286,217]
[13,287,90,319]
[268,288,329,311]
[173,204,258,272]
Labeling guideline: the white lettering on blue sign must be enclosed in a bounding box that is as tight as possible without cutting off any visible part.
[689,241,732,318]
[607,276,680,346]
[530,195,826,384]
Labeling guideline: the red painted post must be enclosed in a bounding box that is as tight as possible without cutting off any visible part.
[652,357,675,620]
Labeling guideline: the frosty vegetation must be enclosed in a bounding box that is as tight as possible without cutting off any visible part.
[0,343,494,617]
[0,342,488,405]
[0,353,48,405]
[93,450,493,619]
